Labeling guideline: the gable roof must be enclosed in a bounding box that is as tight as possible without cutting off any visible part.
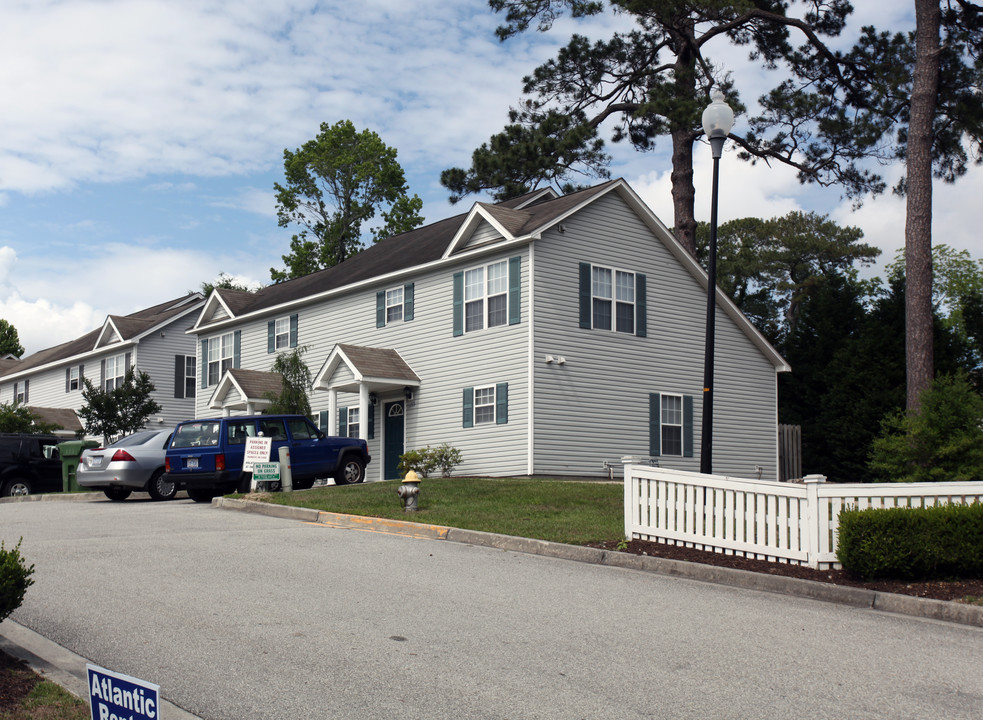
[0,293,205,380]
[207,368,283,412]
[190,179,787,372]
[313,344,421,394]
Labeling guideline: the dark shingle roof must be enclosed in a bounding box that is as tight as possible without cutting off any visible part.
[29,406,83,432]
[205,180,620,322]
[338,345,421,383]
[226,369,284,398]
[1,293,203,378]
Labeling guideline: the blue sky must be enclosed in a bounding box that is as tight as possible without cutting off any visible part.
[1,0,977,355]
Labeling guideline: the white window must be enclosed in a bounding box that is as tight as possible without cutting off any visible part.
[465,260,508,333]
[661,394,683,457]
[347,408,360,438]
[14,382,25,404]
[274,317,290,350]
[184,356,196,398]
[474,386,496,425]
[69,366,80,392]
[207,332,234,386]
[386,287,404,323]
[592,265,635,334]
[104,354,126,391]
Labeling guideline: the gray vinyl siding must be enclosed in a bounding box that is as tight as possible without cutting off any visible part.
[136,313,200,429]
[463,220,504,250]
[195,247,530,481]
[532,191,779,480]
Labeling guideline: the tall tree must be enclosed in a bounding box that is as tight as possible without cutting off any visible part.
[695,211,879,345]
[444,1,877,255]
[905,0,943,411]
[272,120,424,282]
[0,320,25,358]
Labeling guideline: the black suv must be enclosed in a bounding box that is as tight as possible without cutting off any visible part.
[0,434,64,497]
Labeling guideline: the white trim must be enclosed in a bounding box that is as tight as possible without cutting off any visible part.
[527,241,535,475]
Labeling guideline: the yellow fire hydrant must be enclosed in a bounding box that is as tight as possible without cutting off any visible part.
[397,470,421,512]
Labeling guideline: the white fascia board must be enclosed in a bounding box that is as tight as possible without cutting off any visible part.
[1,340,140,383]
[130,301,205,343]
[612,181,791,373]
[442,204,518,259]
[94,319,123,349]
[510,187,559,209]
[190,235,537,336]
[189,291,237,334]
[313,345,356,389]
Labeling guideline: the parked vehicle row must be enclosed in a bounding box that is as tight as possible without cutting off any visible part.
[0,414,371,502]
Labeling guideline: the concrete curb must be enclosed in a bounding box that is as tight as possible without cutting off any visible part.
[0,491,104,504]
[0,620,202,719]
[219,498,983,628]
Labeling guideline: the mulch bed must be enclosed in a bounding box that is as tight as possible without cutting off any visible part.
[0,651,40,715]
[590,538,983,603]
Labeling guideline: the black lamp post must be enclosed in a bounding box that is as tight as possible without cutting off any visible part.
[700,90,734,475]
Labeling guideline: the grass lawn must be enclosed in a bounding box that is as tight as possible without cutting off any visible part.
[247,477,625,546]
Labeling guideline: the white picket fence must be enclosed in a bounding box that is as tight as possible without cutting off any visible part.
[623,463,983,569]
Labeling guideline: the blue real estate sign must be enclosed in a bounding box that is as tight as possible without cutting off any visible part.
[87,663,160,720]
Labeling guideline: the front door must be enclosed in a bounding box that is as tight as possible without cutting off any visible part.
[384,401,405,480]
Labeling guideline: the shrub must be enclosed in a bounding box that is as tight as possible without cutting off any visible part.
[836,502,983,580]
[868,371,983,482]
[397,444,463,478]
[0,538,35,623]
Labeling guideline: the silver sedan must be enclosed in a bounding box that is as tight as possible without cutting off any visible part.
[77,429,176,501]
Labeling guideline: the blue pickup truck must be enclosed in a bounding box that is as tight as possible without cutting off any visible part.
[164,414,370,502]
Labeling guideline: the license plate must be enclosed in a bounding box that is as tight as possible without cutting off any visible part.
[186,458,199,469]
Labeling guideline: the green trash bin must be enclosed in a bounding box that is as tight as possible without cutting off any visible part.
[57,440,100,492]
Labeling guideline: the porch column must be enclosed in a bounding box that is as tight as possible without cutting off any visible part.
[358,383,370,441]
[328,388,338,435]
[245,401,255,415]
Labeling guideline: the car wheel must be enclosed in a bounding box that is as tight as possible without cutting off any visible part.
[104,487,132,502]
[336,456,366,485]
[187,488,217,503]
[2,478,32,497]
[146,469,177,501]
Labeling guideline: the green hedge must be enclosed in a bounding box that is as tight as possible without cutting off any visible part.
[836,502,983,580]
[0,538,34,623]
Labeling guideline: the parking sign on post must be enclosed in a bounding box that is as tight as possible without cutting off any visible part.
[87,663,160,720]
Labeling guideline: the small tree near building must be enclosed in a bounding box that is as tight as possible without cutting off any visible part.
[77,369,162,443]
[263,346,313,416]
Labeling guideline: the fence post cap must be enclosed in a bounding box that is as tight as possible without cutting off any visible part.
[802,474,827,484]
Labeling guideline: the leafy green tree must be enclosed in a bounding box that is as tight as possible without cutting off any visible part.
[0,403,59,434]
[0,319,25,358]
[695,211,879,345]
[263,346,313,416]
[199,273,261,297]
[445,1,875,254]
[77,369,162,443]
[869,371,983,482]
[272,120,424,282]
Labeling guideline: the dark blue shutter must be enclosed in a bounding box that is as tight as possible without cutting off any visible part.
[368,404,375,439]
[404,283,414,321]
[683,395,694,458]
[453,272,464,336]
[23,379,28,404]
[318,410,328,433]
[636,273,647,338]
[579,263,591,329]
[289,314,298,348]
[101,359,106,388]
[338,407,348,436]
[267,320,275,353]
[124,353,131,373]
[174,356,183,398]
[233,331,241,368]
[79,364,84,383]
[508,256,521,325]
[462,387,473,428]
[649,393,661,457]
[496,383,508,424]
[65,368,70,393]
[376,291,386,328]
[200,340,208,389]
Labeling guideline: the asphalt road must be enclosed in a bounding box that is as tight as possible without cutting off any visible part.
[2,497,982,720]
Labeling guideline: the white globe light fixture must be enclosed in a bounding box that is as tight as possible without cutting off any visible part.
[699,90,733,475]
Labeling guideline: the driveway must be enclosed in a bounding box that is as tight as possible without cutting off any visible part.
[2,498,982,719]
